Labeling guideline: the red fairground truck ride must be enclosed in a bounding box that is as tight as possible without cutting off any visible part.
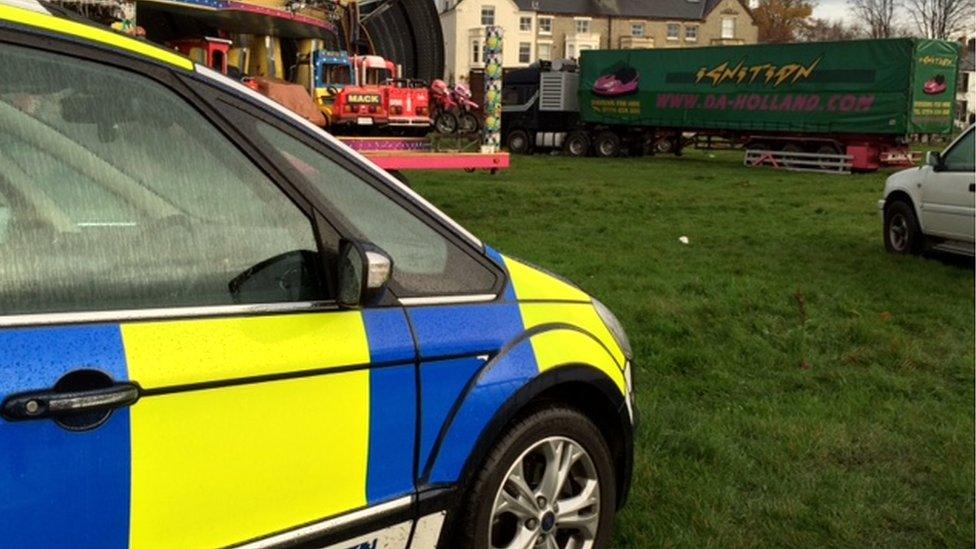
[142,0,507,173]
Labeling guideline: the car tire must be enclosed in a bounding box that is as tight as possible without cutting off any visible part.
[564,131,590,157]
[594,131,621,158]
[507,130,533,154]
[884,199,924,255]
[453,406,617,549]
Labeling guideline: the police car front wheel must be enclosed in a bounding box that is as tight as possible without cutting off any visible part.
[454,406,617,549]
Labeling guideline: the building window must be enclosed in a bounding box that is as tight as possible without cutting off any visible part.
[518,42,531,63]
[480,5,494,26]
[722,17,735,39]
[667,23,680,40]
[519,16,532,32]
[471,40,481,63]
[685,25,698,41]
[538,16,553,34]
[538,42,552,61]
[566,43,575,58]
[575,18,591,34]
[631,23,644,37]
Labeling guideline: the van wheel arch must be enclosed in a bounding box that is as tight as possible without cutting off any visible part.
[884,191,925,233]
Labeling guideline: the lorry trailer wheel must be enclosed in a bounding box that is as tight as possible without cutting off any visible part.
[652,136,674,155]
[813,143,840,170]
[507,130,532,154]
[564,131,590,157]
[781,143,803,168]
[595,131,621,158]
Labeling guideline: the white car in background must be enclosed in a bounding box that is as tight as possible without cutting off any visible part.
[881,126,975,256]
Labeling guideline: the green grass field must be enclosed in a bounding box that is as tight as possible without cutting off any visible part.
[409,150,975,547]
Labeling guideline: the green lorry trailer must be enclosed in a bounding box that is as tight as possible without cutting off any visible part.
[500,38,961,171]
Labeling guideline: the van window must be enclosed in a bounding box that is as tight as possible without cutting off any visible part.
[943,130,975,172]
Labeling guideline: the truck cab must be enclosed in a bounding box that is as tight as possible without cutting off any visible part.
[329,55,392,128]
[356,54,395,85]
[501,61,582,154]
[311,50,354,124]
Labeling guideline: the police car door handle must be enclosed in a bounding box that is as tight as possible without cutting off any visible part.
[2,383,139,421]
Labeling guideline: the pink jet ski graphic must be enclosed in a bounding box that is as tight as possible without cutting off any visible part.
[923,74,947,95]
[594,63,640,96]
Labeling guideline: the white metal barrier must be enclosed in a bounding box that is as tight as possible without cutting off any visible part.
[744,149,854,174]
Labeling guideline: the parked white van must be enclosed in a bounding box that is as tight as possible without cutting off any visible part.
[881,126,975,256]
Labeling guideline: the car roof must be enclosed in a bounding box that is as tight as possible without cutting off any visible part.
[0,0,193,70]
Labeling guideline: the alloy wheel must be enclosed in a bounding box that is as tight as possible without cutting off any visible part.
[889,213,909,251]
[488,436,600,549]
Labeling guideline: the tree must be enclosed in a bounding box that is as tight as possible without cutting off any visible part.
[848,0,900,38]
[753,0,816,43]
[799,18,864,41]
[904,0,974,38]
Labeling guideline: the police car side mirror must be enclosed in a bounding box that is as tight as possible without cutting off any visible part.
[925,150,943,171]
[337,239,393,307]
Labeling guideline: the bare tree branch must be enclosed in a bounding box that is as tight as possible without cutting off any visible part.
[799,18,865,41]
[904,0,974,39]
[848,0,901,38]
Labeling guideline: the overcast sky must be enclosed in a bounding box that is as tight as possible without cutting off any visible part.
[811,0,852,22]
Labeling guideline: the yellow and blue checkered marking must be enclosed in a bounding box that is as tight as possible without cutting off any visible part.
[0,325,131,548]
[413,248,627,486]
[0,7,628,543]
[0,250,626,546]
[0,310,416,548]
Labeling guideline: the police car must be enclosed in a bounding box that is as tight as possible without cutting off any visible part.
[0,2,635,547]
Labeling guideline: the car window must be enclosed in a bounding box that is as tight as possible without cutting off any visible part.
[943,129,975,172]
[249,120,498,296]
[0,44,327,316]
[0,187,10,245]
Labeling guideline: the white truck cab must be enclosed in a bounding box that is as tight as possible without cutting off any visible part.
[880,126,975,256]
